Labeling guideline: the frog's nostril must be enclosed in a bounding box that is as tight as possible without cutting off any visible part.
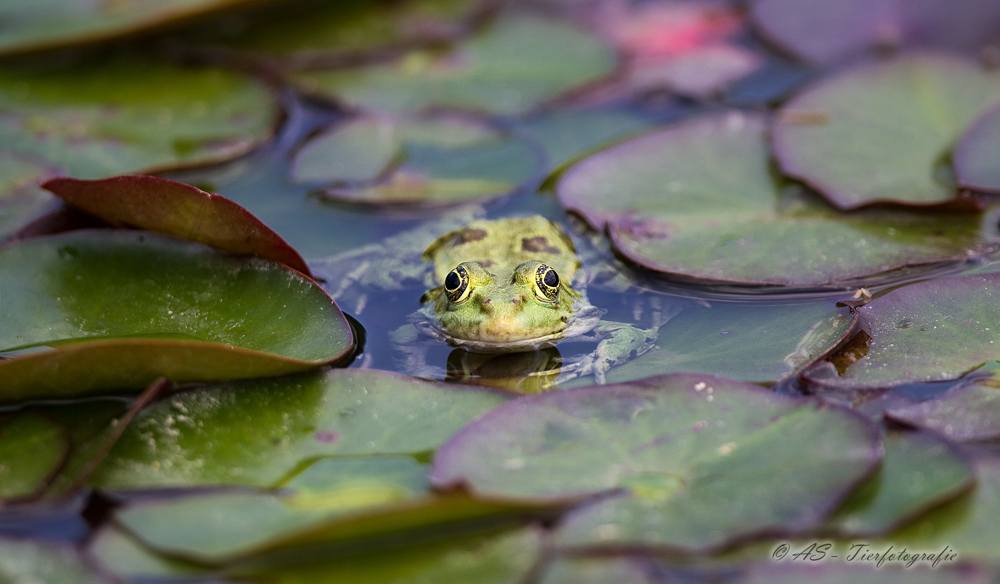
[511,297,521,306]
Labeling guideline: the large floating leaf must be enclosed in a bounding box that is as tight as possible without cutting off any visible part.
[190,0,482,64]
[292,115,539,205]
[292,17,616,116]
[0,412,67,501]
[43,175,311,275]
[955,104,1000,194]
[0,231,352,400]
[93,369,509,489]
[596,300,854,385]
[751,0,1000,65]
[89,525,206,582]
[772,54,1000,208]
[741,563,992,584]
[558,111,997,287]
[433,373,881,552]
[0,152,60,240]
[0,538,110,583]
[885,373,1000,441]
[540,557,654,584]
[0,55,277,180]
[828,431,973,535]
[806,273,1000,390]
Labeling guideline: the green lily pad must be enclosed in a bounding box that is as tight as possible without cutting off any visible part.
[92,369,509,488]
[433,373,881,552]
[741,563,992,584]
[891,458,1000,563]
[805,272,1000,390]
[828,431,973,536]
[189,0,482,64]
[772,53,1000,208]
[43,175,311,275]
[0,54,277,180]
[596,300,855,385]
[36,400,129,499]
[258,527,541,584]
[0,231,353,400]
[115,456,533,566]
[292,115,539,205]
[291,16,617,116]
[0,412,68,501]
[89,525,206,581]
[751,0,1000,65]
[540,557,654,584]
[885,374,1000,441]
[0,538,109,583]
[557,111,998,287]
[955,103,1000,194]
[0,0,260,56]
[0,151,60,241]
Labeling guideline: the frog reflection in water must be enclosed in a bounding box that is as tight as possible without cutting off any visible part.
[313,213,672,386]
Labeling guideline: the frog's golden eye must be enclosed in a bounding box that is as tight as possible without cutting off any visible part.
[444,265,471,303]
[534,263,560,301]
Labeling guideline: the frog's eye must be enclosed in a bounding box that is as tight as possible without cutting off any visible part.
[444,265,471,303]
[533,263,560,302]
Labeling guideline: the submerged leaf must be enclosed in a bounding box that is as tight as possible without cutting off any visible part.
[0,231,353,400]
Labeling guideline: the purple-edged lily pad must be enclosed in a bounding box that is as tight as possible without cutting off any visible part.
[291,17,616,116]
[751,0,1000,65]
[43,175,311,275]
[93,369,509,489]
[955,103,1000,194]
[885,374,1000,441]
[828,431,973,536]
[558,111,998,287]
[0,55,277,180]
[0,412,68,501]
[0,231,353,401]
[806,272,1000,390]
[773,53,1000,209]
[292,115,539,205]
[433,373,881,552]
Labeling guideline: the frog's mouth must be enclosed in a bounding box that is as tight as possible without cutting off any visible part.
[412,302,605,353]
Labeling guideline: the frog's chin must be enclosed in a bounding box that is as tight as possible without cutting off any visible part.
[412,303,605,353]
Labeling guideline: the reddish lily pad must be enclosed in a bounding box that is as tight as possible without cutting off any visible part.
[773,53,1000,208]
[827,431,973,536]
[0,231,353,401]
[43,175,311,275]
[0,412,68,501]
[433,373,881,552]
[291,115,539,205]
[0,55,277,180]
[885,374,1000,441]
[291,17,617,116]
[955,103,1000,194]
[0,0,260,56]
[558,111,998,287]
[92,369,509,489]
[805,272,1000,390]
[751,0,1000,65]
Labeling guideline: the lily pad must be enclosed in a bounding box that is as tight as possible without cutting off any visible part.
[596,300,855,385]
[828,431,973,535]
[805,272,1000,390]
[0,151,60,241]
[432,373,881,551]
[955,103,1000,194]
[291,16,617,116]
[0,0,260,56]
[43,175,311,275]
[772,53,1000,208]
[88,525,206,582]
[0,538,109,583]
[741,563,992,584]
[92,369,509,488]
[0,231,353,401]
[540,557,654,584]
[751,0,1000,65]
[292,115,539,205]
[885,374,1000,441]
[115,457,535,566]
[557,111,998,287]
[0,55,277,180]
[0,412,68,501]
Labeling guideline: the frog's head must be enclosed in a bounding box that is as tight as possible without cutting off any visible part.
[431,259,579,344]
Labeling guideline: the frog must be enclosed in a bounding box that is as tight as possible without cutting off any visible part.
[310,209,673,385]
